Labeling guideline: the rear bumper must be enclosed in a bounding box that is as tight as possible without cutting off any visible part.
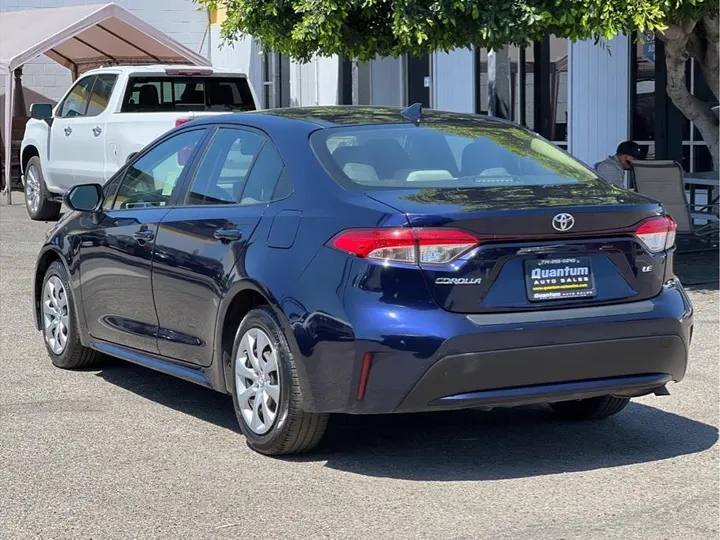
[298,278,693,414]
[396,336,684,412]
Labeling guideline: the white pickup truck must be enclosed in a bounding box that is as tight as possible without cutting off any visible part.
[21,65,259,220]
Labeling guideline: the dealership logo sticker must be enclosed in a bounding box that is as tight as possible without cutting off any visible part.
[552,213,575,232]
[525,257,596,301]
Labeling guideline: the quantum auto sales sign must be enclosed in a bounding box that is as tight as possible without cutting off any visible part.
[525,257,596,301]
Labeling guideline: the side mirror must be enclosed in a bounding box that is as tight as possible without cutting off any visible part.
[30,103,53,121]
[65,184,104,212]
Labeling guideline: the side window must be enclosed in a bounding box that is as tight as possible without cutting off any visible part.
[102,174,123,210]
[240,143,285,204]
[59,76,96,118]
[86,74,117,117]
[185,128,264,206]
[112,130,205,210]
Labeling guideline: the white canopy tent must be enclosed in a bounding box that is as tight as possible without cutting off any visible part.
[0,3,210,203]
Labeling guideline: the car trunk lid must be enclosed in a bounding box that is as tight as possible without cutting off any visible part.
[366,186,669,314]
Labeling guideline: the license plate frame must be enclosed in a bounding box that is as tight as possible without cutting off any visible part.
[525,257,596,302]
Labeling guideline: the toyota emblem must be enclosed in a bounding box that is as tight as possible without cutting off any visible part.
[552,213,575,232]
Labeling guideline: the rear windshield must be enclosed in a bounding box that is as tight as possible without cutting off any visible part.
[121,76,256,113]
[310,123,603,189]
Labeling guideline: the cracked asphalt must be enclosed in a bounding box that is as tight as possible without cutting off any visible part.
[1,195,718,539]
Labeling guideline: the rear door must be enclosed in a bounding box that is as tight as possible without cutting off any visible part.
[78,128,207,353]
[152,126,288,366]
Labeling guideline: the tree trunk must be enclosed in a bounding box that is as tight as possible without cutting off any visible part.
[661,25,719,171]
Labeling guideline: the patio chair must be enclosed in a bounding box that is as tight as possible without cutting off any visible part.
[631,160,718,252]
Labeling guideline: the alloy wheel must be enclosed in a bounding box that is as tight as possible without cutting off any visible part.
[43,276,69,355]
[235,328,281,435]
[25,167,41,214]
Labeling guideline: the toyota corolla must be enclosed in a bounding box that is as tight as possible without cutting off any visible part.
[33,106,693,455]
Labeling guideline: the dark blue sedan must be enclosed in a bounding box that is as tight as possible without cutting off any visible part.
[33,106,693,455]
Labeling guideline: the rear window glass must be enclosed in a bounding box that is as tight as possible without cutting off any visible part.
[310,123,602,190]
[121,76,256,113]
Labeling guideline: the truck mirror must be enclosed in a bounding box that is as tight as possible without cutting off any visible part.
[30,103,53,121]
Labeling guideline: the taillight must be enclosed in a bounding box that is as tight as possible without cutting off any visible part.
[635,216,676,253]
[329,228,479,265]
[175,118,192,127]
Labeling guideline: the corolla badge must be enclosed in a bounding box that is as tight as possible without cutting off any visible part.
[434,277,483,285]
[552,213,575,232]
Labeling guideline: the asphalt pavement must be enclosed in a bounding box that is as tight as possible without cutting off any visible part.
[1,195,718,539]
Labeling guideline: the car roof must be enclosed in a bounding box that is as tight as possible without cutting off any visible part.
[189,106,514,132]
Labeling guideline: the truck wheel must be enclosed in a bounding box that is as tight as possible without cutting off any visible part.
[25,156,61,221]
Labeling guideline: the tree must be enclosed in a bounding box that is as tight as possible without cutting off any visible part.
[202,0,719,169]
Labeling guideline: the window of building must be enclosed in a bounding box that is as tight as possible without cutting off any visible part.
[631,32,717,173]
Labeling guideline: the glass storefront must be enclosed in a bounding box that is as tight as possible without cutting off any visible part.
[631,32,717,173]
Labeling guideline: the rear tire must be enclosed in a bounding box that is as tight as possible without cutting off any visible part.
[550,395,630,420]
[230,306,328,455]
[41,261,102,369]
[25,156,61,221]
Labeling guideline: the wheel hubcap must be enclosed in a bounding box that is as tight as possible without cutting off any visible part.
[235,328,281,435]
[42,276,69,355]
[26,167,41,214]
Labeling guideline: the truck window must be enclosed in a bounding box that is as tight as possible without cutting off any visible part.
[58,76,96,118]
[121,76,256,113]
[86,74,118,117]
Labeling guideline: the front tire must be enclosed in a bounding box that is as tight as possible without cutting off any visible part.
[25,156,61,221]
[41,261,102,369]
[550,395,630,420]
[230,306,328,455]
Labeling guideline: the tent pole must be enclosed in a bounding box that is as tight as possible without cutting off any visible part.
[3,71,13,204]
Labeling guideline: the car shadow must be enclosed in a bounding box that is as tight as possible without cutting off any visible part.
[95,360,239,432]
[95,362,718,481]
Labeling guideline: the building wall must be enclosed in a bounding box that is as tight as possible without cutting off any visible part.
[431,49,474,113]
[370,57,403,106]
[289,57,339,107]
[568,35,630,166]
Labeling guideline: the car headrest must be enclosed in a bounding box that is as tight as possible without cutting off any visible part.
[332,145,373,168]
[461,139,514,176]
[138,85,159,107]
[209,84,234,106]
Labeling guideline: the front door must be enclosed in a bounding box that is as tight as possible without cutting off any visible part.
[48,75,97,192]
[78,128,207,353]
[152,127,286,366]
[69,73,118,185]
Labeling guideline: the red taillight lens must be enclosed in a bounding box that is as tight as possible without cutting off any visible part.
[330,228,479,265]
[635,216,676,253]
[175,118,192,127]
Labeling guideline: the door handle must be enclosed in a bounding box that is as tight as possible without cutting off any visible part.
[213,228,243,242]
[133,229,155,242]
[92,126,102,137]
[64,126,72,136]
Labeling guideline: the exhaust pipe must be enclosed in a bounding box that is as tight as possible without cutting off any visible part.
[653,385,670,396]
